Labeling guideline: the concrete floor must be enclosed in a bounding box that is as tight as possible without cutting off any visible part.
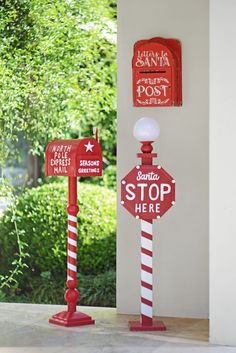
[0,303,235,353]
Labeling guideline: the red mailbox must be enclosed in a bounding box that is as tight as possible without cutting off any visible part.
[45,131,102,328]
[45,137,102,177]
[132,37,182,107]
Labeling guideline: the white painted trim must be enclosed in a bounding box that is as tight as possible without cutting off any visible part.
[68,263,77,272]
[141,253,152,268]
[141,287,152,302]
[141,303,152,318]
[141,237,152,252]
[68,215,77,223]
[68,238,77,247]
[141,220,152,235]
[68,225,77,234]
[68,250,77,259]
[141,270,152,285]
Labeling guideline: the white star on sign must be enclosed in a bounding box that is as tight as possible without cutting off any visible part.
[85,141,94,152]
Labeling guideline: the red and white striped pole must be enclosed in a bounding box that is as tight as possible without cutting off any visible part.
[122,117,175,331]
[67,211,78,283]
[49,176,95,326]
[67,176,78,284]
[129,122,166,331]
[65,176,79,314]
[140,218,153,326]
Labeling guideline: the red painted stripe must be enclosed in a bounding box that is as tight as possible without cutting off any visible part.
[141,314,153,324]
[141,231,152,240]
[141,281,152,290]
[68,243,77,252]
[143,219,152,224]
[141,219,153,323]
[68,269,76,278]
[68,257,76,266]
[68,220,77,227]
[141,264,152,274]
[141,247,152,257]
[141,297,152,307]
[68,231,77,241]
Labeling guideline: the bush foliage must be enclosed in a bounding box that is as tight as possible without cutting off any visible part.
[0,0,117,306]
[0,270,116,307]
[0,0,116,164]
[0,182,116,288]
[82,164,116,190]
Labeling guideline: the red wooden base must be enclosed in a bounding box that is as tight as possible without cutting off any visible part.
[49,310,95,327]
[129,320,166,331]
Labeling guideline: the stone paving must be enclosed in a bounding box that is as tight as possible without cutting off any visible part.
[0,303,235,353]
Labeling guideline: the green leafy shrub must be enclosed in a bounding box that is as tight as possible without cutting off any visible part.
[82,164,116,190]
[0,0,116,165]
[101,164,116,190]
[79,271,116,307]
[0,182,116,288]
[0,270,116,307]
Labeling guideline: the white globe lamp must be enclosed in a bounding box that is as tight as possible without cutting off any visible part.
[133,117,160,142]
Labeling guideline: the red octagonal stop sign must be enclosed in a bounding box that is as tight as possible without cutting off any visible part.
[121,164,175,220]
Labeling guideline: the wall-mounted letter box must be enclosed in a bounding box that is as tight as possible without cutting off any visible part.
[45,137,102,177]
[132,37,182,107]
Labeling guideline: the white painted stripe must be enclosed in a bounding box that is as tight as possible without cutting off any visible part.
[68,214,77,223]
[141,253,152,268]
[141,220,152,235]
[67,275,73,280]
[68,250,77,259]
[141,286,152,302]
[141,236,152,252]
[141,270,152,285]
[68,225,77,234]
[141,302,152,318]
[68,263,77,272]
[68,237,77,247]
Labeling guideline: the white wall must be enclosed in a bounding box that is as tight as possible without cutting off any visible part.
[117,0,209,318]
[210,0,236,346]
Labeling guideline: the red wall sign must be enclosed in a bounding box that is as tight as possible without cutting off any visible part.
[45,138,102,177]
[121,164,175,219]
[132,37,182,107]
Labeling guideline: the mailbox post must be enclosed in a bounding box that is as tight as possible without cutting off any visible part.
[45,130,102,327]
[121,117,175,331]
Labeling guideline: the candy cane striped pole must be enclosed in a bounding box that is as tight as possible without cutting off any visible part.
[49,176,95,326]
[141,219,153,326]
[67,212,78,282]
[129,216,166,331]
[64,176,80,315]
[67,176,79,285]
[129,137,166,331]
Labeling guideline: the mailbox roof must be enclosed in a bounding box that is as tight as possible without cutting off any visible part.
[46,138,101,155]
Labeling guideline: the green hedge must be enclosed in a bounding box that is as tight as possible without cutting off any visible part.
[0,182,116,286]
[0,271,116,307]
